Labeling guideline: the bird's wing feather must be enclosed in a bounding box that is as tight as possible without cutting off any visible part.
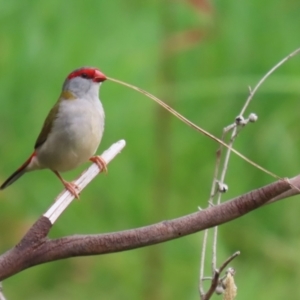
[34,101,60,149]
[34,91,76,149]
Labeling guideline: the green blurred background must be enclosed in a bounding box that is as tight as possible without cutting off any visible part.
[1,0,300,299]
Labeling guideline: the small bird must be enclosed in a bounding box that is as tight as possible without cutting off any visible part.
[0,67,107,198]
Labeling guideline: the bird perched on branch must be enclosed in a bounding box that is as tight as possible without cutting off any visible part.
[0,67,107,198]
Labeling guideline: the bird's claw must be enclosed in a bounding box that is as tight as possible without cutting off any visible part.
[53,170,80,199]
[63,181,80,199]
[90,156,108,173]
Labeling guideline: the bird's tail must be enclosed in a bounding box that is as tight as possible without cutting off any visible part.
[0,153,35,190]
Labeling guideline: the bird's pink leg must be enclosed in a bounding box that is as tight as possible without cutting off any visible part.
[90,156,107,173]
[53,171,80,199]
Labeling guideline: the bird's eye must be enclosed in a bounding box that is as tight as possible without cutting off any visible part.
[81,73,88,78]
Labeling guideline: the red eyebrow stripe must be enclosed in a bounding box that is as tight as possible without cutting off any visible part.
[67,68,96,80]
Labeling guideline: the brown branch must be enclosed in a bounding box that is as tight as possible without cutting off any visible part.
[265,175,300,204]
[0,177,294,281]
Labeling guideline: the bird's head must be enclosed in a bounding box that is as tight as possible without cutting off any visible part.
[62,67,107,98]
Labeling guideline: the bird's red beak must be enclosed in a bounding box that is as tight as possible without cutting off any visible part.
[94,69,107,82]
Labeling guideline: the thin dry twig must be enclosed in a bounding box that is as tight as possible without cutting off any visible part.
[0,282,6,300]
[240,47,300,116]
[199,229,209,296]
[107,77,282,181]
[199,47,300,299]
[216,47,300,197]
[218,252,240,276]
[202,252,240,300]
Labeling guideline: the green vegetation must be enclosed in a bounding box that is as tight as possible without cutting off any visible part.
[1,0,300,299]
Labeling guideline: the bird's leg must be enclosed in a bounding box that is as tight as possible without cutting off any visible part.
[53,171,80,199]
[90,156,107,173]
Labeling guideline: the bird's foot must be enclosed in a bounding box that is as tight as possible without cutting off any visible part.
[63,181,80,199]
[53,171,80,199]
[90,156,108,173]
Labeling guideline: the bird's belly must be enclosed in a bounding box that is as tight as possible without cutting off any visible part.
[37,102,104,172]
[38,130,101,172]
